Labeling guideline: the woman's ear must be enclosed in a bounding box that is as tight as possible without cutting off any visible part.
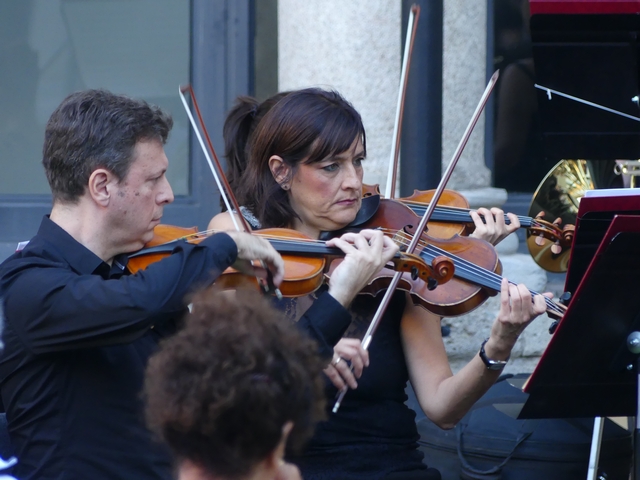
[268,155,292,190]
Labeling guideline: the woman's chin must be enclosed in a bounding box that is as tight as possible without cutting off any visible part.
[323,212,358,232]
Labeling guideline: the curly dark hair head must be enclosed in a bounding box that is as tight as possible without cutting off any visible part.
[237,88,366,228]
[43,89,173,203]
[144,287,326,478]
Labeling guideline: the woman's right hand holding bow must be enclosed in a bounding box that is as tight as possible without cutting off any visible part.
[324,338,369,391]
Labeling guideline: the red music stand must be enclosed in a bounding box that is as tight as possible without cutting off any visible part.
[520,191,640,478]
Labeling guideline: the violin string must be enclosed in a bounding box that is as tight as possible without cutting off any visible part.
[387,230,495,284]
[405,203,533,224]
[403,202,569,234]
[169,217,565,254]
[170,227,563,314]
[386,229,564,315]
[178,228,329,246]
[417,241,564,314]
[414,237,564,314]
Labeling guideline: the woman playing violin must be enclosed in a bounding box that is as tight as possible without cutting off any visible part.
[209,88,549,480]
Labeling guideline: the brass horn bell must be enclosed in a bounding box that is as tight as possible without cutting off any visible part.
[527,160,594,273]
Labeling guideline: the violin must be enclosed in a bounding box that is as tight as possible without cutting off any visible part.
[128,200,564,319]
[126,223,456,299]
[323,197,566,318]
[363,183,574,253]
[169,86,460,304]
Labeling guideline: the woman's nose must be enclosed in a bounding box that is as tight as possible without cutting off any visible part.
[342,164,362,190]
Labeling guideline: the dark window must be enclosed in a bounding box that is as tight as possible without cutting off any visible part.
[0,0,254,261]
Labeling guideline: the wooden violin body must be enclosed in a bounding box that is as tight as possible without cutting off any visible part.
[126,224,455,300]
[362,183,572,262]
[329,198,502,316]
[127,224,202,274]
[362,184,472,238]
[216,228,328,296]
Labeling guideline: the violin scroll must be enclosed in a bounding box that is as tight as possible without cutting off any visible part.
[387,251,454,287]
[530,211,574,255]
[430,255,455,286]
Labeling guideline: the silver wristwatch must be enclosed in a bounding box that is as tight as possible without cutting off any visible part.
[478,338,509,370]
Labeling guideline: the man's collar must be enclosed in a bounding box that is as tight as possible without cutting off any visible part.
[37,216,127,277]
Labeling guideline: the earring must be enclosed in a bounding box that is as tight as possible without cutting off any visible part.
[281,184,289,190]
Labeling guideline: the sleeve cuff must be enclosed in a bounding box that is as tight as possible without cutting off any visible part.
[308,291,352,343]
[296,291,352,360]
[200,232,238,270]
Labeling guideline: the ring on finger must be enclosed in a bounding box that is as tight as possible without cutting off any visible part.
[332,356,343,366]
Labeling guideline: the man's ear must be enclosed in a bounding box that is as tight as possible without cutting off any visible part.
[88,168,118,207]
[281,421,293,444]
[265,421,294,471]
[268,155,292,190]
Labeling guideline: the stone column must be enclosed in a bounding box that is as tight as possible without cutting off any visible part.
[441,0,549,373]
[278,0,401,189]
[442,1,491,190]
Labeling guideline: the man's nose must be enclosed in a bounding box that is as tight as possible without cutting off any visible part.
[158,177,174,204]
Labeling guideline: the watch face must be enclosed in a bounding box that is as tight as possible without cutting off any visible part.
[487,361,507,370]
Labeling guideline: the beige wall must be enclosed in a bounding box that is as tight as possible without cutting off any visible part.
[278,0,401,190]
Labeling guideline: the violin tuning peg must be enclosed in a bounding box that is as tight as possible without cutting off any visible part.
[548,320,559,334]
[559,291,571,305]
[535,234,546,246]
[427,277,438,291]
[411,266,419,281]
[562,225,575,244]
[551,241,562,255]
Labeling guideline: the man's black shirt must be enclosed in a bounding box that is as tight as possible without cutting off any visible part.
[0,217,238,480]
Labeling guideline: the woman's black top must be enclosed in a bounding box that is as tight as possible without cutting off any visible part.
[241,209,428,479]
[284,292,428,480]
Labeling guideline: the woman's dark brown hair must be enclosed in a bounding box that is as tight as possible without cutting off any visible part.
[143,287,326,478]
[221,92,290,210]
[238,88,366,228]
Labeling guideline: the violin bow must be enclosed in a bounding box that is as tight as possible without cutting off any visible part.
[178,85,251,232]
[333,71,500,413]
[179,85,281,296]
[384,4,420,200]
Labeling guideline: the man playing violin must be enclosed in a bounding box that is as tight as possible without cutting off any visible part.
[209,88,551,480]
[0,89,284,480]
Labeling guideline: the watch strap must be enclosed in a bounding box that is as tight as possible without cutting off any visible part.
[479,338,509,370]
